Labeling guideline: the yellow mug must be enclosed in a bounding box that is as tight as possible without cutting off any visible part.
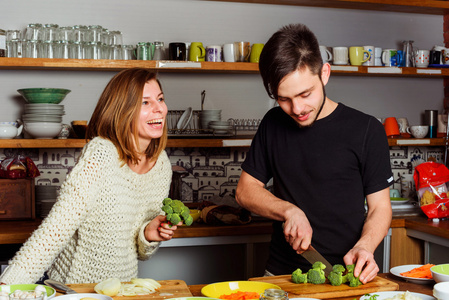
[349,46,370,66]
[250,43,264,63]
[189,42,206,62]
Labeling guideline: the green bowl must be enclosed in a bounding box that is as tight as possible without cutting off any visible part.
[0,284,56,298]
[431,264,449,283]
[17,88,71,104]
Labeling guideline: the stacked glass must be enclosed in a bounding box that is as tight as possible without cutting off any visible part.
[5,23,135,60]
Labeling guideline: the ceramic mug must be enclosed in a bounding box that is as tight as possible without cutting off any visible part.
[234,41,251,62]
[189,42,206,62]
[319,45,332,63]
[206,45,222,62]
[169,42,187,61]
[382,49,397,67]
[415,50,430,68]
[349,46,371,66]
[250,43,264,63]
[407,125,429,138]
[332,47,348,65]
[223,43,236,62]
[396,117,410,134]
[384,117,400,137]
[362,45,375,66]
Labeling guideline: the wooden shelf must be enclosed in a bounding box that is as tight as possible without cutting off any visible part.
[1,58,449,77]
[0,137,446,148]
[204,0,449,15]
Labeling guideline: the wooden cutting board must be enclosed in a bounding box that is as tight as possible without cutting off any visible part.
[249,275,399,299]
[67,280,192,300]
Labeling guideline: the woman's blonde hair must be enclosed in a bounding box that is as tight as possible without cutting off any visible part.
[86,68,168,165]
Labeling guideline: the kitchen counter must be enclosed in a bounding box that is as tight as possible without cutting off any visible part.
[188,273,434,299]
[0,217,409,245]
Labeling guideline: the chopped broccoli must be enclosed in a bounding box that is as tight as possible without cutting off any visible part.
[312,261,326,271]
[346,264,362,287]
[161,197,193,226]
[291,268,308,284]
[332,264,346,273]
[327,271,348,286]
[307,268,326,284]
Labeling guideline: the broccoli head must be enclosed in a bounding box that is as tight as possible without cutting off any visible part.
[332,264,346,273]
[312,261,326,271]
[161,197,193,226]
[307,268,326,284]
[327,271,348,286]
[291,268,308,284]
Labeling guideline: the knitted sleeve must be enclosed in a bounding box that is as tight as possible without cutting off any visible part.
[136,152,172,260]
[0,138,117,284]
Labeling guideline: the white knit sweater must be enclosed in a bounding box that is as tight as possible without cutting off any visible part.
[0,137,172,284]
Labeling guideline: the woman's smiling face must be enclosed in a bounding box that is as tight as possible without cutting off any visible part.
[136,79,167,148]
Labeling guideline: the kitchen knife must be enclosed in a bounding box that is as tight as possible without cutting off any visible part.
[300,245,333,276]
[44,279,78,294]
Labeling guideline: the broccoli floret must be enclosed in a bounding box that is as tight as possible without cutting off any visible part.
[312,261,326,271]
[291,268,308,284]
[161,198,193,226]
[346,264,363,287]
[184,215,194,226]
[327,271,348,286]
[162,197,173,205]
[332,264,346,273]
[307,268,326,284]
[162,205,173,215]
[169,213,182,225]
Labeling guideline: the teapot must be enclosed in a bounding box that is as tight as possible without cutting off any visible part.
[0,122,23,139]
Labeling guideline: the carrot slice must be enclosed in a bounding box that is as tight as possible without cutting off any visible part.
[400,264,435,279]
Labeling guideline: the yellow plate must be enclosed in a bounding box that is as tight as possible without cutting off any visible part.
[201,281,281,299]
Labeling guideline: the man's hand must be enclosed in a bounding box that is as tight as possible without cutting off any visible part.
[344,246,379,284]
[283,208,313,254]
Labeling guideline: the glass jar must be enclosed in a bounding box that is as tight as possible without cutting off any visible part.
[259,289,288,300]
[0,29,6,57]
[152,41,164,60]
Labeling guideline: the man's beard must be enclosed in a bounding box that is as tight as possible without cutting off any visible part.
[297,81,326,128]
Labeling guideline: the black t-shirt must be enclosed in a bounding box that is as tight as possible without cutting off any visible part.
[241,103,393,275]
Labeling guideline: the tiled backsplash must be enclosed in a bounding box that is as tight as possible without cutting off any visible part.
[0,145,445,204]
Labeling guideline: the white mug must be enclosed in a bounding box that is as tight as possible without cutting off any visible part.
[206,45,222,62]
[396,117,409,134]
[362,45,375,66]
[382,49,397,67]
[319,45,332,63]
[407,125,429,138]
[438,114,448,135]
[415,49,430,68]
[223,43,235,62]
[374,47,383,66]
[332,47,348,65]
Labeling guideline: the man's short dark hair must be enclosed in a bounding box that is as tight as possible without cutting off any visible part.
[259,23,323,100]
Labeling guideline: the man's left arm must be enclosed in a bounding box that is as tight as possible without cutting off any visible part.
[343,187,392,284]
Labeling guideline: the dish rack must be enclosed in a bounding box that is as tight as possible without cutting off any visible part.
[167,110,235,137]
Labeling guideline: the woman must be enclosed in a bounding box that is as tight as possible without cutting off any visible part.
[0,68,177,284]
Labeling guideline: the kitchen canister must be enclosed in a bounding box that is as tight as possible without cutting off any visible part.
[425,110,439,138]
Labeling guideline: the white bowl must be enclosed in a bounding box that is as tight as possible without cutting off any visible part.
[24,122,62,139]
[54,293,112,300]
[432,264,449,283]
[434,282,449,299]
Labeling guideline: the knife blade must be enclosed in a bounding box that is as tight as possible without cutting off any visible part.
[44,279,78,294]
[300,245,333,276]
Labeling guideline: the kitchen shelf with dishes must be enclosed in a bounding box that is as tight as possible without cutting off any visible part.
[2,58,449,77]
[0,137,446,149]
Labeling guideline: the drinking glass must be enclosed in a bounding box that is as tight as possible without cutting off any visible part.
[23,40,41,58]
[69,41,83,59]
[55,40,70,59]
[24,23,43,41]
[42,24,59,42]
[72,25,88,42]
[86,25,102,42]
[41,40,56,58]
[108,30,123,45]
[122,45,135,60]
[58,26,73,41]
[110,44,122,60]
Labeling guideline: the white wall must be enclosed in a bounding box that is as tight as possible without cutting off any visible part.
[0,0,444,125]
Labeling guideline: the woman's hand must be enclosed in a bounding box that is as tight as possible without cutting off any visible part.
[144,215,181,242]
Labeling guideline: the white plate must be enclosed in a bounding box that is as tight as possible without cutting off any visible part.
[359,291,435,300]
[177,107,193,130]
[390,200,410,205]
[54,293,112,300]
[390,264,434,284]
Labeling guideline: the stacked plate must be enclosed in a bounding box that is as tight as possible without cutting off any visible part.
[35,185,59,218]
[22,104,64,138]
[199,109,222,130]
[209,120,233,134]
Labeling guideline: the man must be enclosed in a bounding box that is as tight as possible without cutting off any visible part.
[235,24,393,284]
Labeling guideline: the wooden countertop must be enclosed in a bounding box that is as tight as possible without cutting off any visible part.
[0,216,411,245]
[188,273,433,299]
